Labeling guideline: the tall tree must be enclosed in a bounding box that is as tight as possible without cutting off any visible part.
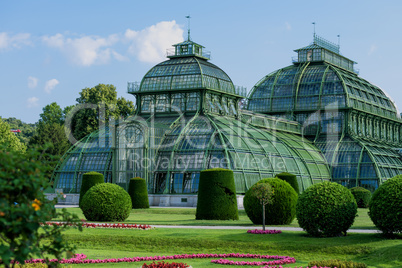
[67,84,135,142]
[29,103,72,181]
[0,118,27,152]
[29,122,71,181]
[38,102,64,125]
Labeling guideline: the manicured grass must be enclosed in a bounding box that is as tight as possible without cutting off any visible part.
[57,227,401,268]
[50,207,402,267]
[58,207,376,229]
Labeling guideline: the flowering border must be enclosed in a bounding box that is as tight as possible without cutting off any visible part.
[142,261,190,268]
[247,229,282,234]
[42,222,152,230]
[23,253,333,267]
[25,253,295,266]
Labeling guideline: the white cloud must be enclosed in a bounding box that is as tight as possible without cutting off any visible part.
[285,22,292,31]
[125,21,184,63]
[112,50,129,62]
[43,33,119,66]
[44,79,59,93]
[27,76,38,89]
[27,97,39,108]
[0,32,31,51]
[368,44,377,55]
[41,21,184,65]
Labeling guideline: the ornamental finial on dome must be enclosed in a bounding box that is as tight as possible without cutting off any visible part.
[186,15,191,41]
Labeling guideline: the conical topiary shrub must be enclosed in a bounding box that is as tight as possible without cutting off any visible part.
[350,186,371,208]
[196,168,238,220]
[275,172,299,194]
[128,177,149,209]
[79,171,104,207]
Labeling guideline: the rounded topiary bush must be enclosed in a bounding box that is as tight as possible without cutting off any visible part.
[350,186,372,208]
[296,181,357,237]
[275,172,299,194]
[369,175,402,236]
[128,177,149,209]
[79,171,104,207]
[244,178,298,225]
[195,168,238,220]
[81,183,132,221]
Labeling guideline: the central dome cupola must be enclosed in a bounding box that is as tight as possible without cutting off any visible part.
[128,38,247,116]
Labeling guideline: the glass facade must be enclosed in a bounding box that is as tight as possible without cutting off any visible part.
[248,38,402,189]
[53,39,332,194]
[52,127,113,193]
[53,37,402,195]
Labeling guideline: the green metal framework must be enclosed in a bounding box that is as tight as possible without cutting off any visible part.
[52,127,113,193]
[247,35,402,190]
[53,38,332,194]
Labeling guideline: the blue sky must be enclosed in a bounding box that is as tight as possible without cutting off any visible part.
[1,0,401,123]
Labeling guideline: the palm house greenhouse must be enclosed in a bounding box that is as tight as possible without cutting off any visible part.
[52,34,402,206]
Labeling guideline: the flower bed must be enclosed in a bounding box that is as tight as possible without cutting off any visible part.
[142,261,190,267]
[247,229,282,234]
[24,253,295,266]
[22,253,333,267]
[42,221,152,230]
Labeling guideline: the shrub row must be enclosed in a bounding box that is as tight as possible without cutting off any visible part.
[243,173,401,237]
[77,169,401,238]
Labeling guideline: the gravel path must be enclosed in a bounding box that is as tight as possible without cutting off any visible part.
[55,205,380,234]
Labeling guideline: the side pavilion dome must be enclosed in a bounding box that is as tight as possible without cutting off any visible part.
[247,34,402,190]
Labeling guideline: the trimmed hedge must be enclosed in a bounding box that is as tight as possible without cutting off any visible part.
[81,183,132,222]
[79,171,104,207]
[308,259,367,268]
[296,181,357,237]
[369,175,402,236]
[244,178,298,225]
[350,186,371,208]
[128,177,149,209]
[275,172,299,194]
[195,168,238,220]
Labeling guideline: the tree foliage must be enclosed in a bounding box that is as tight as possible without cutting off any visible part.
[66,84,135,142]
[0,118,27,152]
[38,102,64,126]
[1,117,36,146]
[0,144,82,267]
[28,103,72,181]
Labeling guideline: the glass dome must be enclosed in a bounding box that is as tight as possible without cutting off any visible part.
[139,57,236,95]
[248,64,398,120]
[150,113,330,194]
[247,37,402,189]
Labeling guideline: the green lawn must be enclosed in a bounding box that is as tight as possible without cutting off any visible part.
[52,207,402,268]
[58,207,377,229]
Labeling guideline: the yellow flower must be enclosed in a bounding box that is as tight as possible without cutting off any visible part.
[0,211,5,216]
[32,199,42,211]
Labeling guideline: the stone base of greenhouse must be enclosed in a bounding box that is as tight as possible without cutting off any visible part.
[46,193,246,208]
